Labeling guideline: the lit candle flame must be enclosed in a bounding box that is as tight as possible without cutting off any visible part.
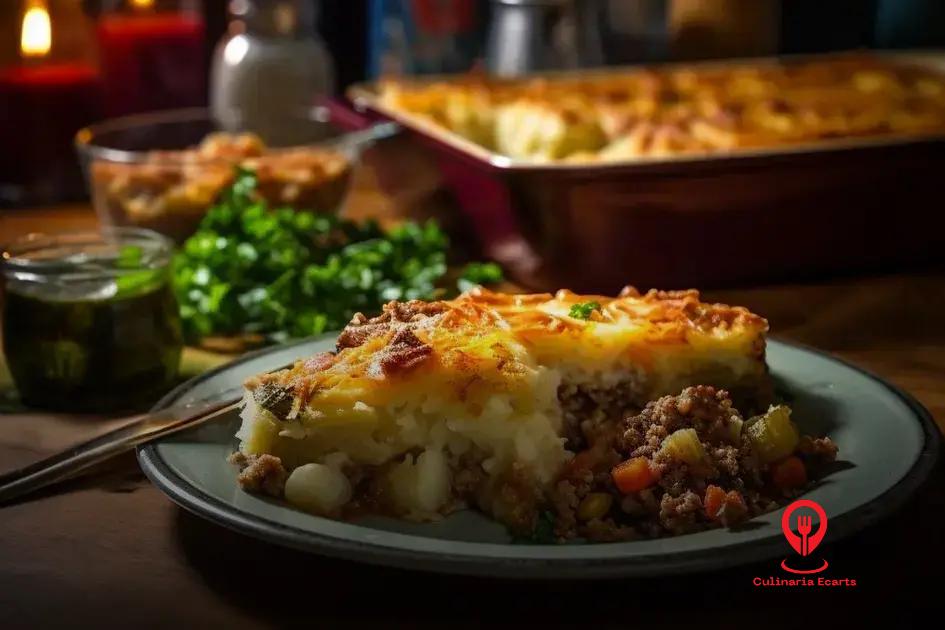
[130,0,155,9]
[20,2,52,59]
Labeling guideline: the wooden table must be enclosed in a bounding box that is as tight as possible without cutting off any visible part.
[1,191,943,625]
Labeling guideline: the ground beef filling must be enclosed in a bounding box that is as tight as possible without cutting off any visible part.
[230,383,837,544]
[229,452,288,497]
[558,380,644,451]
[549,385,838,542]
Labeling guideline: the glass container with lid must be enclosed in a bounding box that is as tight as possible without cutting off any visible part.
[1,228,183,412]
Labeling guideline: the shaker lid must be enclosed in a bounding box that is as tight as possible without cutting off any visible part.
[228,0,317,36]
[491,0,571,6]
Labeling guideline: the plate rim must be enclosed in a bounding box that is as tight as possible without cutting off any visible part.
[138,337,941,579]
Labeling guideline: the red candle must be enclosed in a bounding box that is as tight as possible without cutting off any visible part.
[0,63,104,204]
[96,12,206,116]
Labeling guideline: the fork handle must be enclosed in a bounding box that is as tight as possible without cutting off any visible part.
[0,398,238,505]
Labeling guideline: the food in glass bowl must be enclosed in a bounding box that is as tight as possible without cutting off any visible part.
[76,108,375,242]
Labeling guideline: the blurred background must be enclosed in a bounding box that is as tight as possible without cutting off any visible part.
[2,0,945,412]
[3,0,945,208]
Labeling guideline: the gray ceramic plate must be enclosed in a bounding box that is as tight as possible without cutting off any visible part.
[138,337,940,579]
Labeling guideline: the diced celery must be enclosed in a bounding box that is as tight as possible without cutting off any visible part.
[746,405,799,464]
[660,428,710,471]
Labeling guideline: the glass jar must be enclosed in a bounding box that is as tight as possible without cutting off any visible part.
[95,0,206,116]
[1,228,183,412]
[210,0,334,145]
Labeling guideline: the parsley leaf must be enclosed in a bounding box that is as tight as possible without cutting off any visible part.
[172,168,495,343]
[513,510,557,544]
[568,301,601,320]
[457,261,504,293]
[115,245,143,269]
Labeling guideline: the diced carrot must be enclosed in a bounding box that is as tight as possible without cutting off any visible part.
[719,490,749,526]
[611,457,658,494]
[770,455,808,490]
[704,485,726,520]
[705,486,749,525]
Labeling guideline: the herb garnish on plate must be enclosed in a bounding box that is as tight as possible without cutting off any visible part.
[568,301,602,321]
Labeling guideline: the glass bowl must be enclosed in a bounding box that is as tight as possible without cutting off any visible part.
[75,107,363,242]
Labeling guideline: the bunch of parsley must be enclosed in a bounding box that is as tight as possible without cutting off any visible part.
[172,168,502,343]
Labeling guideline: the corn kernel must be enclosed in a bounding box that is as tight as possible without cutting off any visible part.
[577,492,613,521]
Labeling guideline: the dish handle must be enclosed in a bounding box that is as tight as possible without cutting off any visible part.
[321,96,387,132]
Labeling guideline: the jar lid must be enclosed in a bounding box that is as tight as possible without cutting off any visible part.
[2,228,173,292]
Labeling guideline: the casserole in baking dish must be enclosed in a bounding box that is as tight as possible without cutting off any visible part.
[373,53,945,163]
[344,52,945,291]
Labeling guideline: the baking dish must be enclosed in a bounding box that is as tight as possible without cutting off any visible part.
[342,51,945,292]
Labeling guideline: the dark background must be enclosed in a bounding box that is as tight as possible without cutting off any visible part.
[199,0,945,92]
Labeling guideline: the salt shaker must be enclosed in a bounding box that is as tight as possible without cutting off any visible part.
[485,0,604,77]
[210,0,334,144]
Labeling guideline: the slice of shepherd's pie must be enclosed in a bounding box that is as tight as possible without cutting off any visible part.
[230,287,836,541]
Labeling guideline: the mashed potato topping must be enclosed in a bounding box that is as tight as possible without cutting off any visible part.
[377,55,945,162]
[233,287,769,528]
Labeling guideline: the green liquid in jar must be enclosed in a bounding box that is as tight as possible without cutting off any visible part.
[3,272,183,412]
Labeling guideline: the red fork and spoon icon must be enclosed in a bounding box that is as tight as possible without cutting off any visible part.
[796,515,813,555]
[781,499,828,557]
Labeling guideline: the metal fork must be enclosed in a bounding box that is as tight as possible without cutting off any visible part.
[0,358,299,505]
[797,514,813,556]
[0,396,241,505]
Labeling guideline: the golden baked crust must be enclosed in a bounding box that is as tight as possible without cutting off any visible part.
[376,55,945,162]
[244,287,768,410]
